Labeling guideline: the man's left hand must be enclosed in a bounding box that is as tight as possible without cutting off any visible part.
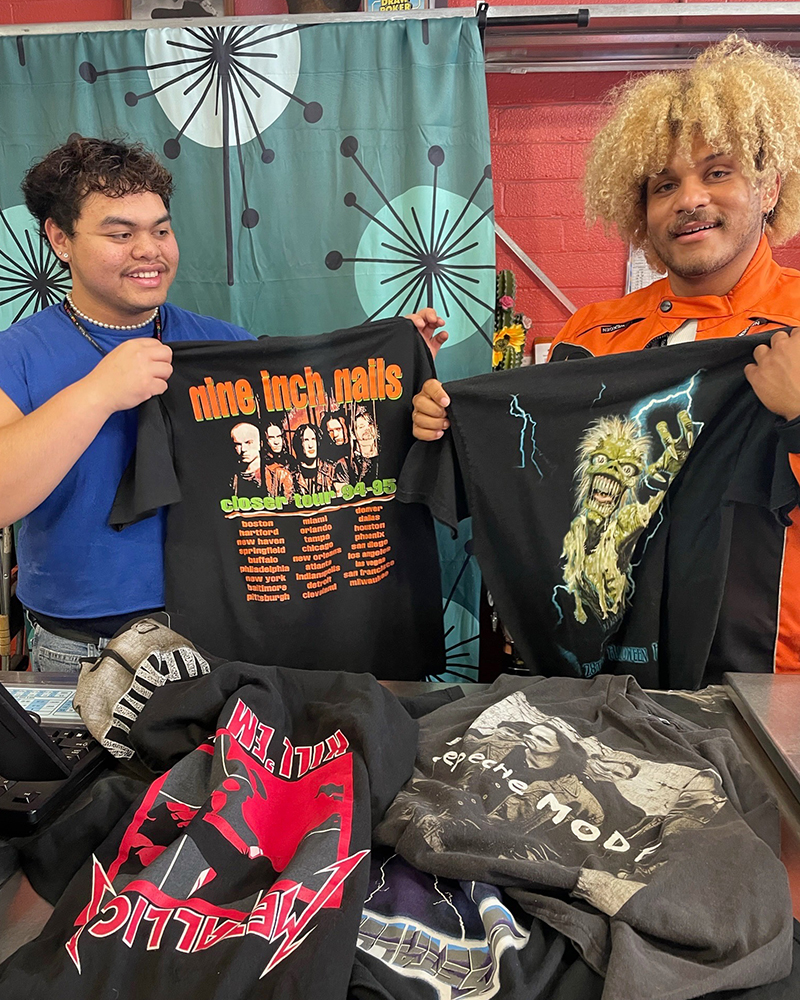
[744,328,800,422]
[406,308,448,360]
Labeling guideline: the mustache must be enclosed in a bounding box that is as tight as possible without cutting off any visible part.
[668,213,723,237]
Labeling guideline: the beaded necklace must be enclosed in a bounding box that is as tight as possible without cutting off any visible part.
[62,296,162,356]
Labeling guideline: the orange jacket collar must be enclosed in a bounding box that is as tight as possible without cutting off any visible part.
[653,236,780,320]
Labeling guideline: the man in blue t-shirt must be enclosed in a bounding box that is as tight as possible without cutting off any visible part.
[0,137,448,670]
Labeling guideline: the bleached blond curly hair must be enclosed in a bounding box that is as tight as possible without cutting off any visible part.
[583,34,800,266]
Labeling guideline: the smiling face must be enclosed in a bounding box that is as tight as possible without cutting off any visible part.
[45,189,179,326]
[354,413,378,458]
[645,137,780,296]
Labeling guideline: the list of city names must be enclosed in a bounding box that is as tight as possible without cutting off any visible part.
[236,503,394,603]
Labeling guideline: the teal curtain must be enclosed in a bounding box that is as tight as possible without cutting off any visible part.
[0,17,494,681]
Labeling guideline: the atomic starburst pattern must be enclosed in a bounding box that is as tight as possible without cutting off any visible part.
[430,539,479,683]
[79,24,322,285]
[0,206,70,328]
[326,139,495,349]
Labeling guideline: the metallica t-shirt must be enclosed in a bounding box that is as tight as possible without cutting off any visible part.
[110,319,444,680]
[399,334,800,688]
[0,660,419,1000]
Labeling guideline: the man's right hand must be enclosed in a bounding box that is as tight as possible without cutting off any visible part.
[86,338,174,415]
[412,379,451,440]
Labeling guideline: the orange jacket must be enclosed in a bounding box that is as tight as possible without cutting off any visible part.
[549,237,800,673]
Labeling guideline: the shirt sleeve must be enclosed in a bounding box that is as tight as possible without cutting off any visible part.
[409,318,437,389]
[724,412,800,526]
[0,333,34,414]
[778,417,800,518]
[109,398,182,529]
[397,431,469,535]
[399,326,467,531]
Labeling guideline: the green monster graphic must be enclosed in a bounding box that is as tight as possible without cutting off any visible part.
[562,411,695,625]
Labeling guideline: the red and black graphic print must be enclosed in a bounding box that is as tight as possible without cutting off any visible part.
[65,697,367,980]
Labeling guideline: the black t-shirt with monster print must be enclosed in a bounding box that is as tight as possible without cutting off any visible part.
[398,333,799,688]
[110,318,444,680]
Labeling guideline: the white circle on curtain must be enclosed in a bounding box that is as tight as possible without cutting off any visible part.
[144,25,301,148]
[352,185,494,349]
[0,204,70,329]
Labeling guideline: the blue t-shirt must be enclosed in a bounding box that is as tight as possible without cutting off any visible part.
[0,301,253,619]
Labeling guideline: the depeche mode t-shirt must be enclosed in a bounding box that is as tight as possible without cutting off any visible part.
[374,674,794,1000]
[110,318,444,680]
[398,334,800,688]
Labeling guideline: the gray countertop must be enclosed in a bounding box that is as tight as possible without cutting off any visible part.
[2,671,800,965]
[725,673,800,806]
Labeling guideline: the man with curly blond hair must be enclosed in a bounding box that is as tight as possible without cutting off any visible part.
[413,35,800,674]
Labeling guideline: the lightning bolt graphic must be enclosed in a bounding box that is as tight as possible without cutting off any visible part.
[432,875,466,940]
[509,394,543,478]
[364,853,396,904]
[591,382,607,407]
[629,371,705,434]
[260,849,369,978]
[551,584,569,625]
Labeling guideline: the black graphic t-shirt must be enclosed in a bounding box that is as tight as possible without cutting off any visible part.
[0,660,419,1000]
[399,334,799,688]
[111,319,444,680]
[350,846,604,1000]
[374,674,794,1000]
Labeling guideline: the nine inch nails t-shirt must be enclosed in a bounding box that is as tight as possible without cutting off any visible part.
[110,318,444,680]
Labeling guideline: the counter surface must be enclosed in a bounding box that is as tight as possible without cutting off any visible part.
[1,673,799,966]
[726,672,800,805]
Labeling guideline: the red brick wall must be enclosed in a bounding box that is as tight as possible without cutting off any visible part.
[0,1,122,21]
[3,0,799,344]
[490,71,628,342]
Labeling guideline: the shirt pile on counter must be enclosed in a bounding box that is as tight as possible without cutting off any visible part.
[1,619,798,1000]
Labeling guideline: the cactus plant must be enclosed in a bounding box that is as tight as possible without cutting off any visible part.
[493,270,528,371]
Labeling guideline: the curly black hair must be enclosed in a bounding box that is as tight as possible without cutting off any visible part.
[21,136,174,241]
